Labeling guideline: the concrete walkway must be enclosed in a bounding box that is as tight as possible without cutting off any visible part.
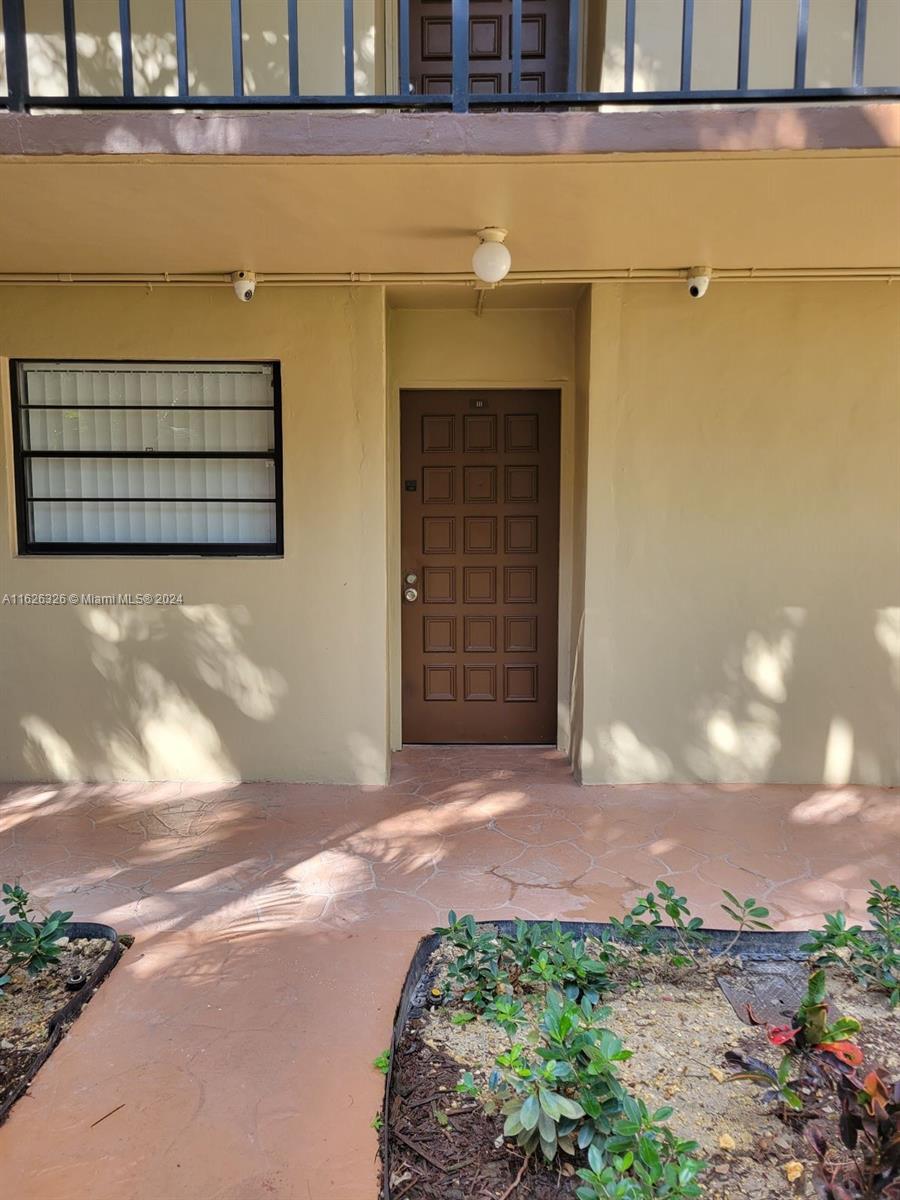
[0,748,896,1199]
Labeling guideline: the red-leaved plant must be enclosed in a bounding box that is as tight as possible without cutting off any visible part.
[806,1069,900,1199]
[727,968,867,1119]
[750,969,864,1064]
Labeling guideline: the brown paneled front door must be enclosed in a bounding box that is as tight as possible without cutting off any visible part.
[409,0,571,97]
[400,390,560,744]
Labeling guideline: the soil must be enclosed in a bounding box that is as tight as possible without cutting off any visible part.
[0,936,115,1118]
[389,1032,576,1199]
[605,971,897,1200]
[385,941,898,1200]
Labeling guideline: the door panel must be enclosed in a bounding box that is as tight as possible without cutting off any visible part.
[401,390,560,744]
[409,0,571,96]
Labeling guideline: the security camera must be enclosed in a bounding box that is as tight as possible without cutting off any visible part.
[231,270,257,302]
[686,267,711,299]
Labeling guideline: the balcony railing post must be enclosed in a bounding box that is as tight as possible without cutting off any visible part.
[287,0,299,96]
[567,0,581,94]
[680,0,694,93]
[119,0,134,98]
[737,0,752,92]
[62,0,79,98]
[398,0,410,96]
[230,0,244,98]
[451,0,469,112]
[511,0,522,93]
[623,0,636,95]
[343,0,355,97]
[2,0,28,110]
[851,0,868,89]
[794,0,809,90]
[174,0,189,97]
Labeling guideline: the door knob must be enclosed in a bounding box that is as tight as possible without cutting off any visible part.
[404,587,418,603]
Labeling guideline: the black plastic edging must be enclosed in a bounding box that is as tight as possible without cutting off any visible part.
[0,921,124,1125]
[380,921,812,1198]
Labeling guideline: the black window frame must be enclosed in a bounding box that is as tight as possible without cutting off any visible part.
[10,359,284,558]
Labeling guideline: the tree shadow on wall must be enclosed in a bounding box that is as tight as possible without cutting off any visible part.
[17,7,377,100]
[589,601,900,787]
[15,603,287,782]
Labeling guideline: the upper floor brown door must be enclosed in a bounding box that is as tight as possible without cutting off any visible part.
[409,0,571,96]
[400,390,560,744]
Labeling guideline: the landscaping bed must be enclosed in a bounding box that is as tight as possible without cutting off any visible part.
[381,883,899,1200]
[0,885,125,1124]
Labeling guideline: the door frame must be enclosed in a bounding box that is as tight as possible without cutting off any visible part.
[388,377,577,752]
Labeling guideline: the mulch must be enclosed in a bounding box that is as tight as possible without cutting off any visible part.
[386,1014,579,1200]
[0,927,123,1124]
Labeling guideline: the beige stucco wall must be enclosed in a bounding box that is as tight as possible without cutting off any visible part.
[578,280,900,786]
[0,281,897,786]
[387,305,578,753]
[600,0,899,90]
[0,284,390,784]
[11,0,383,97]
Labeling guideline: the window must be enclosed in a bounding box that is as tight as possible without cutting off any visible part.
[11,361,282,556]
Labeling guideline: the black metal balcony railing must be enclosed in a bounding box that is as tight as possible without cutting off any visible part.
[1,0,896,114]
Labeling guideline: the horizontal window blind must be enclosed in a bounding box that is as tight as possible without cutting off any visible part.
[13,362,282,555]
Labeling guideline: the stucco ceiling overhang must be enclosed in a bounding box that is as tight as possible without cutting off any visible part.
[0,107,897,278]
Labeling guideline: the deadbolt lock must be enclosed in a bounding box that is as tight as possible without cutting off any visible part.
[405,572,418,584]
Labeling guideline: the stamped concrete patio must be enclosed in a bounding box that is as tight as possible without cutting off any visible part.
[0,747,896,1200]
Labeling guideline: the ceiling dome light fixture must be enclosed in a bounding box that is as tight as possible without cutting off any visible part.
[472,227,511,284]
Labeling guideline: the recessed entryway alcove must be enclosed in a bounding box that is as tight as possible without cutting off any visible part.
[386,284,587,764]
